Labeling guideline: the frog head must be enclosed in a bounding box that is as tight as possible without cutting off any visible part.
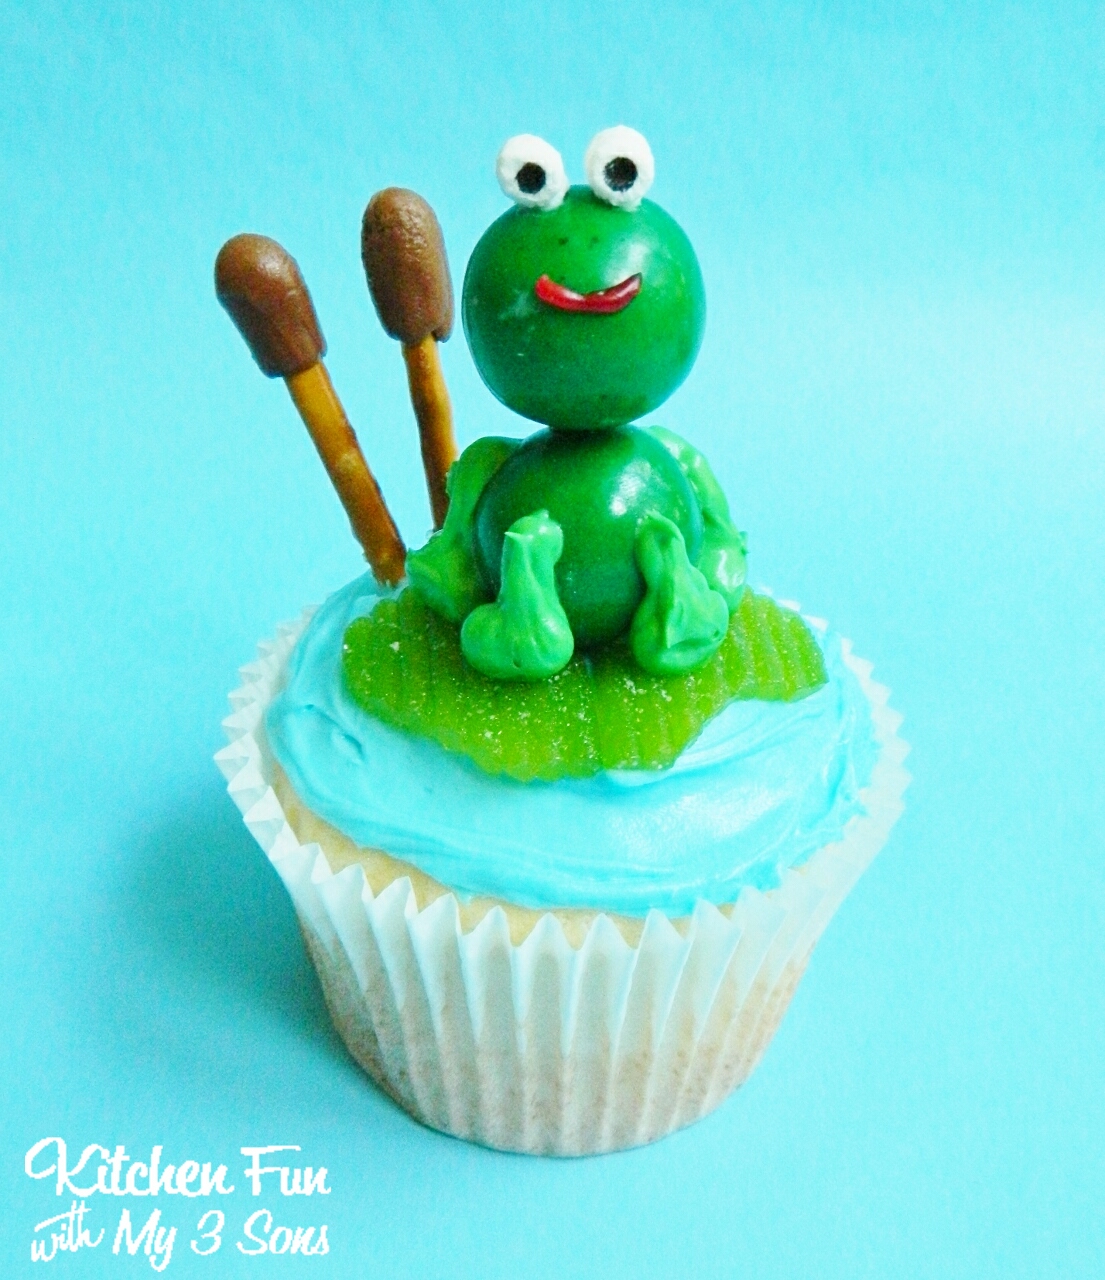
[462,128,706,431]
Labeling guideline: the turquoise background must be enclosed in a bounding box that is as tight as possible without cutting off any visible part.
[2,1,1102,1275]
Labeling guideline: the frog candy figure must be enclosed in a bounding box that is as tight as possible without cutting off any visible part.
[216,131,825,780]
[406,127,748,680]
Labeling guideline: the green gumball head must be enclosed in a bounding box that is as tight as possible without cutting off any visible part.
[462,128,706,431]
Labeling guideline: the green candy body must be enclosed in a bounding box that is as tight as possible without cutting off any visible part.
[473,426,703,649]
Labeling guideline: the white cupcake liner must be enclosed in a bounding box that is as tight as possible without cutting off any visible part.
[216,605,909,1155]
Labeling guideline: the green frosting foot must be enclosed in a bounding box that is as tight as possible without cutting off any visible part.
[406,436,518,622]
[460,510,574,680]
[630,513,729,675]
[646,425,747,608]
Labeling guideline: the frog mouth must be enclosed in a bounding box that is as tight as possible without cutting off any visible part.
[534,273,642,314]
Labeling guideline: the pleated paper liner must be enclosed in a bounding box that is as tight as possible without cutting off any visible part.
[216,605,909,1155]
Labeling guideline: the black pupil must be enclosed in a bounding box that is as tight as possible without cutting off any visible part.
[604,156,638,191]
[516,162,546,194]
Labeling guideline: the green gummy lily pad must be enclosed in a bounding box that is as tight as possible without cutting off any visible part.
[342,588,827,782]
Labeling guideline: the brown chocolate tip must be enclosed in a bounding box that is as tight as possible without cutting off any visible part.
[215,234,325,378]
[361,189,454,346]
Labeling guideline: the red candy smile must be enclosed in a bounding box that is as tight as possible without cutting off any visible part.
[534,273,642,314]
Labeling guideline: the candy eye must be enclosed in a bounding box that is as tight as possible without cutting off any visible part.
[496,135,570,211]
[584,126,655,210]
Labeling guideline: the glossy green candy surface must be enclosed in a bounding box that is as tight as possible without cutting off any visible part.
[473,426,703,648]
[342,587,827,782]
[463,187,705,430]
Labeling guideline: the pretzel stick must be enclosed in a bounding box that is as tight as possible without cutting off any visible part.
[361,189,458,529]
[215,233,406,585]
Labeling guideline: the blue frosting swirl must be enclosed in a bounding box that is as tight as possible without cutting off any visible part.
[265,575,879,916]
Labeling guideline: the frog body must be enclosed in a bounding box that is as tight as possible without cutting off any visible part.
[406,129,747,680]
[474,426,703,648]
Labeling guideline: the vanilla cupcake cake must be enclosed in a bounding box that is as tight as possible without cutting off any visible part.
[215,127,909,1155]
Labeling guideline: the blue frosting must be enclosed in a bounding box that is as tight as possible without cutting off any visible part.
[265,575,879,916]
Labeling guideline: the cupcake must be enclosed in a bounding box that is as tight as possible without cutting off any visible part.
[215,128,909,1155]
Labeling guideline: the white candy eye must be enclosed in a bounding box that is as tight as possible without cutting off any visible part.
[584,126,654,210]
[496,135,570,211]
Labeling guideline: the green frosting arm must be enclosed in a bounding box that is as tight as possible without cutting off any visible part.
[406,436,519,622]
[460,510,575,680]
[630,513,730,675]
[646,425,748,608]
